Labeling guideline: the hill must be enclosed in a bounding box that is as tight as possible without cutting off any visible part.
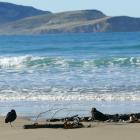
[0,9,107,34]
[0,2,140,34]
[0,2,50,24]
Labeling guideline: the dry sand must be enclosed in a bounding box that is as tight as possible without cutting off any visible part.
[0,117,140,140]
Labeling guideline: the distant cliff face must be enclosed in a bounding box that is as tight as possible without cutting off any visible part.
[0,2,140,34]
[0,2,50,24]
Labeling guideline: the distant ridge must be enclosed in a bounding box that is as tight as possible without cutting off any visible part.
[107,16,140,32]
[0,2,51,24]
[0,2,140,34]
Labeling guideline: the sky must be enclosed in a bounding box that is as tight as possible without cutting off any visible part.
[0,0,140,17]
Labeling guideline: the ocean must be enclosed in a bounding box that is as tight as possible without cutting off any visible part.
[0,32,140,119]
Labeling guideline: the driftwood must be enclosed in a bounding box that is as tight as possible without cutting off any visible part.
[24,108,140,129]
[24,123,84,129]
[47,117,91,122]
[46,113,140,123]
[24,115,84,129]
[24,123,64,129]
[47,115,79,122]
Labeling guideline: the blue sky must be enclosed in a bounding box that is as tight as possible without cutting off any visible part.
[1,0,140,17]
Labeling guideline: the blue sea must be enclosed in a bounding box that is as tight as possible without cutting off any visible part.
[0,32,140,118]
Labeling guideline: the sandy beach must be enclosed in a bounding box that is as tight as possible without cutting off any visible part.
[0,117,140,140]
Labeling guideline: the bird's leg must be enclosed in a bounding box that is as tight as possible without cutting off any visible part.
[10,122,12,127]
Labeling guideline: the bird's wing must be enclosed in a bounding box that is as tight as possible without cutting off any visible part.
[5,112,11,123]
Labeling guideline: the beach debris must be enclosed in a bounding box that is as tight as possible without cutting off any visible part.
[91,108,140,123]
[64,115,83,129]
[24,108,140,129]
[24,116,83,129]
[24,115,84,129]
[5,109,17,127]
[129,114,138,123]
[24,123,64,129]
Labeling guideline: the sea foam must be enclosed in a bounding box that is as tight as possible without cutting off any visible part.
[0,88,140,102]
[0,55,140,69]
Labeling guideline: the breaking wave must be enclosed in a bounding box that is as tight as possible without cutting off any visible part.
[0,88,140,102]
[0,55,140,69]
[0,92,140,102]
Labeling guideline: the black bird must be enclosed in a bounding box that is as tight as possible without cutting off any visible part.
[5,109,17,127]
[91,108,108,121]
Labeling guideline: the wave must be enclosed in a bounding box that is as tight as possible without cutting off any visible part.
[0,55,140,69]
[0,90,140,102]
